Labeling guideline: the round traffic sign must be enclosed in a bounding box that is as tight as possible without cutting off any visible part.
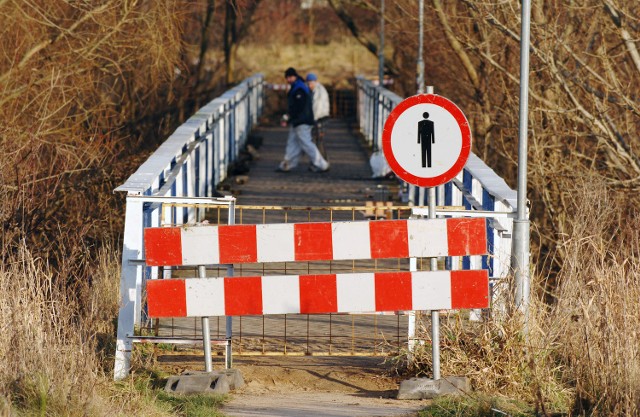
[382,94,471,188]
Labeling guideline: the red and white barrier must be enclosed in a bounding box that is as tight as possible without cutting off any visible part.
[144,218,486,266]
[146,270,489,318]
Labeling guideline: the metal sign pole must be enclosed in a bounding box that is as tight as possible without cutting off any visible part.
[425,85,440,380]
[407,0,427,362]
[512,0,532,320]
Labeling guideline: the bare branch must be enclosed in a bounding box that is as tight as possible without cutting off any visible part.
[327,0,400,76]
[432,0,479,89]
[603,0,640,75]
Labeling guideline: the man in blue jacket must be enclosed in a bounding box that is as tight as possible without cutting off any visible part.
[277,67,330,173]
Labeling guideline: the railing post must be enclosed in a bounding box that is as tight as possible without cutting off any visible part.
[113,75,264,380]
[114,196,144,380]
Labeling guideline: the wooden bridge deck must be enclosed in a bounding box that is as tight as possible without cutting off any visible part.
[157,119,413,359]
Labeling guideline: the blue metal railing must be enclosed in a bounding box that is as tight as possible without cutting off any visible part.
[113,74,263,380]
[116,73,263,202]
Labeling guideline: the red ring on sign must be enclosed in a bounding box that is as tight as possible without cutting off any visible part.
[382,94,471,188]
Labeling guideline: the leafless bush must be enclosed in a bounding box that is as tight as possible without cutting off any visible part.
[0,0,194,254]
[331,0,640,264]
[0,0,206,413]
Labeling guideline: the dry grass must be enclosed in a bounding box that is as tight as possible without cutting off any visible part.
[549,180,640,416]
[406,180,640,416]
[0,242,184,416]
[406,298,571,415]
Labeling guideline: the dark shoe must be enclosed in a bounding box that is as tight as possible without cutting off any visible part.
[275,167,290,173]
[309,163,330,173]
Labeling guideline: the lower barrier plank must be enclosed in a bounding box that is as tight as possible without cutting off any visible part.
[146,270,489,318]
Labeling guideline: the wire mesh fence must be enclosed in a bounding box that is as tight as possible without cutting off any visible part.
[149,203,440,357]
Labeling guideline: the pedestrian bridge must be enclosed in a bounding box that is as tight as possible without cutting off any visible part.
[113,73,518,380]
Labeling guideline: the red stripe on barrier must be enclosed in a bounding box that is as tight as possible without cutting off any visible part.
[450,270,489,309]
[374,271,412,311]
[219,225,258,263]
[299,274,337,313]
[446,218,487,256]
[369,220,409,259]
[144,227,182,266]
[224,276,263,315]
[294,223,333,261]
[147,279,187,317]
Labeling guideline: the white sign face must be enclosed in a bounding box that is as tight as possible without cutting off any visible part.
[382,94,471,188]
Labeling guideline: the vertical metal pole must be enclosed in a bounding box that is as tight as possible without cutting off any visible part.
[378,0,385,86]
[407,257,417,359]
[512,0,531,319]
[417,0,425,94]
[225,197,235,369]
[199,265,213,373]
[426,85,440,380]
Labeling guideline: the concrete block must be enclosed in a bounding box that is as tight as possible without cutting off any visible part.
[397,376,470,400]
[164,372,230,395]
[220,368,245,390]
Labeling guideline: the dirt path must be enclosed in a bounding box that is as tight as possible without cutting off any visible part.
[223,392,422,417]
[159,354,427,416]
[222,356,426,416]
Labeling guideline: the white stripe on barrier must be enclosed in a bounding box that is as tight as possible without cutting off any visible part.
[337,273,375,313]
[407,218,448,257]
[411,270,451,310]
[186,278,225,316]
[332,221,371,260]
[182,226,219,265]
[257,223,294,263]
[262,275,300,314]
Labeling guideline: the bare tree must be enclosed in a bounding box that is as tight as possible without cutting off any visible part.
[224,0,262,85]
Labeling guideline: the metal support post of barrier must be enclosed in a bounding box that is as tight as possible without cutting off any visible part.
[199,265,213,373]
[225,264,233,369]
[225,198,235,369]
[407,257,417,359]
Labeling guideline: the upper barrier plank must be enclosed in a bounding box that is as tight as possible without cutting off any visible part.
[144,218,487,266]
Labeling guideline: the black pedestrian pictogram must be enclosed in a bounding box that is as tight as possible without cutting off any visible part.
[417,112,435,168]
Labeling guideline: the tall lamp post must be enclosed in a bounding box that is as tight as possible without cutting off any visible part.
[379,0,385,85]
[417,0,424,94]
[512,0,532,319]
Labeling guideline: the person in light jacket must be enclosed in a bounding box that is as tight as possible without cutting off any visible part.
[306,72,330,160]
[277,67,330,173]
